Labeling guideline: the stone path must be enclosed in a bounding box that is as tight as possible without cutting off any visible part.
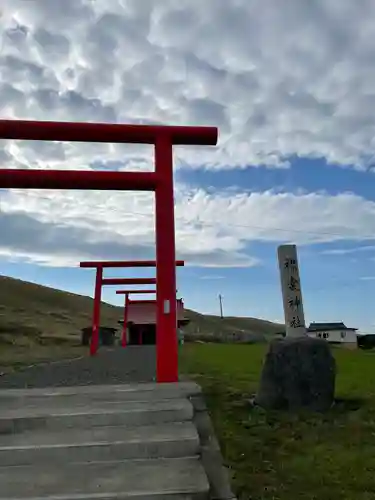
[0,345,156,388]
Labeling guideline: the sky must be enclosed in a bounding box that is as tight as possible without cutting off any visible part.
[1,0,375,332]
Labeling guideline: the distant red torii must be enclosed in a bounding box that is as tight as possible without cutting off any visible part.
[120,297,185,347]
[79,260,184,356]
[116,289,157,347]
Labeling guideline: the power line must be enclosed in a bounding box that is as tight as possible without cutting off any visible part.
[113,207,375,241]
[2,189,375,240]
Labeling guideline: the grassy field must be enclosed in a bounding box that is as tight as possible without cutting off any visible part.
[180,343,375,500]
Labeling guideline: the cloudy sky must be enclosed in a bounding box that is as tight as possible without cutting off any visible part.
[1,0,375,331]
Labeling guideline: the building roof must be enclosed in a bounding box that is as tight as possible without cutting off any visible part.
[307,322,358,332]
[119,299,188,326]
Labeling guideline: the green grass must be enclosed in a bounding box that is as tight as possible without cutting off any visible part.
[180,343,375,500]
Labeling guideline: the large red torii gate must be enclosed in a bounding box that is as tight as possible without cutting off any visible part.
[0,119,217,382]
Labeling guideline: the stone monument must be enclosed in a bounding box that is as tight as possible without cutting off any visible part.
[277,244,306,338]
[255,244,336,412]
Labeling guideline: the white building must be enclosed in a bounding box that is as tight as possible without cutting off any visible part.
[307,322,358,349]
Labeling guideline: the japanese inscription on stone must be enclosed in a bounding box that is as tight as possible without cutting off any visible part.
[277,245,306,337]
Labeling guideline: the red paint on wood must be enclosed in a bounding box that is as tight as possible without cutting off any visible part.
[0,169,157,191]
[0,119,217,146]
[121,293,129,348]
[80,260,184,268]
[155,137,178,382]
[0,118,218,384]
[90,267,103,356]
[102,278,156,286]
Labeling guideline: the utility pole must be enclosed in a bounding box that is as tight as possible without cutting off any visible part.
[219,294,224,319]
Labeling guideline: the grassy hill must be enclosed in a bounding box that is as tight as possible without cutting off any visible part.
[0,274,283,352]
[183,309,283,342]
[0,275,122,347]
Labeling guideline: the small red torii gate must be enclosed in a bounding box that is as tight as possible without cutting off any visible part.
[79,259,184,353]
[116,292,181,348]
[119,298,184,347]
[116,289,156,347]
[0,119,217,382]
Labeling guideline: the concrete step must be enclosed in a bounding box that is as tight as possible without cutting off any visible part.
[0,381,201,404]
[1,396,189,413]
[0,456,209,500]
[0,422,200,466]
[0,399,193,434]
[0,394,196,413]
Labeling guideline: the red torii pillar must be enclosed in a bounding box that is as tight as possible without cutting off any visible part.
[116,289,156,347]
[0,119,217,382]
[122,293,130,347]
[79,260,184,355]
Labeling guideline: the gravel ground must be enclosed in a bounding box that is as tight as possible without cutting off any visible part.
[0,346,156,388]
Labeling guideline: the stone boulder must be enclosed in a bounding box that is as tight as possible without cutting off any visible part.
[255,336,336,412]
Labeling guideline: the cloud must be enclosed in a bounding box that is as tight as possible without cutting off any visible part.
[2,1,375,268]
[176,188,375,245]
[322,246,375,255]
[2,0,375,169]
[1,187,375,268]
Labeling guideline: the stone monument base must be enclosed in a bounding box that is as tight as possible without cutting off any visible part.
[255,336,336,412]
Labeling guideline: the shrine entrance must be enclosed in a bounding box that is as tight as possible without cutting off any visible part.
[0,119,217,382]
